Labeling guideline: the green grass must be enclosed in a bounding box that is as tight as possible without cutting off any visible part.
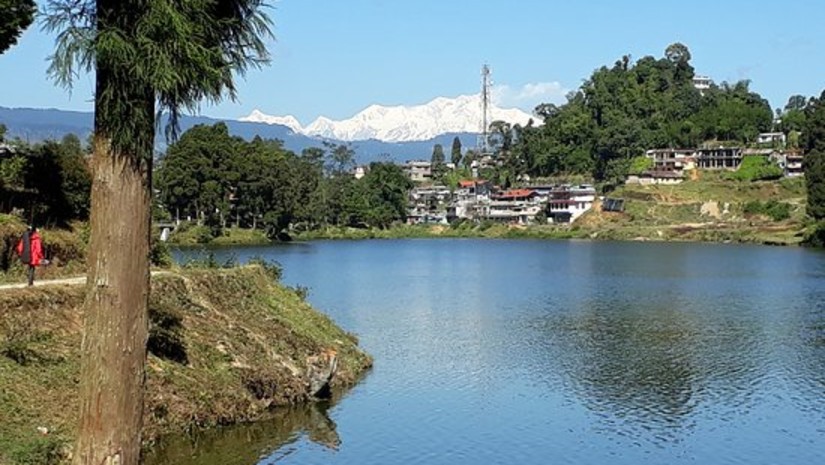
[0,266,372,465]
[583,174,808,245]
[167,225,271,246]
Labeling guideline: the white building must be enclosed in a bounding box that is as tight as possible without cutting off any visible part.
[484,189,543,224]
[626,171,684,185]
[547,185,597,223]
[756,132,787,147]
[353,165,367,179]
[693,75,713,94]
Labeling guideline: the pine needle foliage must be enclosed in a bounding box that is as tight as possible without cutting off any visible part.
[42,0,273,154]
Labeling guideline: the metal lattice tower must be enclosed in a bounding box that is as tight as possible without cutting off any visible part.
[478,64,491,154]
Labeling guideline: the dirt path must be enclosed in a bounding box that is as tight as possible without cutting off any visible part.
[0,276,87,290]
[0,271,171,291]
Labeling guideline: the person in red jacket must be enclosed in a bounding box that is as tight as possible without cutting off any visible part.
[16,225,44,286]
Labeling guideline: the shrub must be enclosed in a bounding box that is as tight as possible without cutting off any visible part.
[247,256,283,282]
[743,200,791,221]
[729,156,783,182]
[803,221,825,248]
[628,155,653,175]
[8,436,66,465]
[183,252,237,269]
[147,304,188,364]
[150,239,173,268]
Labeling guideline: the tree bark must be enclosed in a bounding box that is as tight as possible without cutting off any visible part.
[72,133,151,465]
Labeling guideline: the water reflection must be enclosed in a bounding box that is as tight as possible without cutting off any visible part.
[519,244,823,448]
[171,240,825,465]
[144,402,340,465]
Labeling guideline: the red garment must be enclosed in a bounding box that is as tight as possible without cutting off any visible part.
[15,231,44,266]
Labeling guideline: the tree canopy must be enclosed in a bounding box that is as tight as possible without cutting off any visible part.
[0,0,35,54]
[0,135,91,225]
[156,124,413,236]
[492,44,773,185]
[805,91,825,220]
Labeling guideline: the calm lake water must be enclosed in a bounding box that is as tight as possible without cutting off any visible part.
[155,239,825,465]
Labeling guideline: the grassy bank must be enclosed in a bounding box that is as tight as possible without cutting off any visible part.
[0,265,372,465]
[295,174,810,246]
[167,224,271,246]
[579,173,809,245]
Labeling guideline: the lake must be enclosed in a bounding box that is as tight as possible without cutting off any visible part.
[154,239,825,465]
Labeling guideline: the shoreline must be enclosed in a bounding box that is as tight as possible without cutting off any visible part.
[0,266,373,464]
[167,222,806,248]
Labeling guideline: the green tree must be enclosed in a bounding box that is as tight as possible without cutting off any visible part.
[665,42,691,64]
[324,142,355,175]
[805,91,825,220]
[356,162,413,228]
[157,123,241,227]
[44,1,272,464]
[450,136,462,166]
[431,143,446,180]
[779,95,809,134]
[0,0,35,54]
[28,134,92,223]
[785,95,807,112]
[512,44,774,183]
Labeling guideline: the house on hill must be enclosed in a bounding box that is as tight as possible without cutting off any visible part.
[646,148,695,173]
[547,185,597,223]
[756,132,787,147]
[484,188,543,224]
[403,160,432,182]
[771,150,805,177]
[626,170,684,185]
[696,147,743,170]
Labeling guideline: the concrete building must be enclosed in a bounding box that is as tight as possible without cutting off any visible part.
[646,149,695,173]
[756,132,787,147]
[0,143,15,157]
[773,150,805,177]
[353,165,367,180]
[403,160,432,182]
[693,76,713,94]
[485,189,543,224]
[696,147,743,170]
[626,171,684,185]
[547,185,597,223]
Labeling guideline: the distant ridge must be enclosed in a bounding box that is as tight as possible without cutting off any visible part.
[0,106,480,164]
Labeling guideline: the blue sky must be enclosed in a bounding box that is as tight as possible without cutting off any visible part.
[1,0,823,124]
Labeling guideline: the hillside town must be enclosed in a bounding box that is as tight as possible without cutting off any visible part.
[395,129,804,226]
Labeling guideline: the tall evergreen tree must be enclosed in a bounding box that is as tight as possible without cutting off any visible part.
[805,91,825,220]
[451,136,462,166]
[431,143,446,180]
[44,1,272,464]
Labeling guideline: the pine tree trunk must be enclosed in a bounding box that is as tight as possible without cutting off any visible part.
[72,133,151,465]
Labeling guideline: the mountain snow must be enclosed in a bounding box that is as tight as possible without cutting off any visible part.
[240,94,536,143]
[241,110,304,134]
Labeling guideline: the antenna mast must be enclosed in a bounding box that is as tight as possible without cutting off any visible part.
[479,64,491,155]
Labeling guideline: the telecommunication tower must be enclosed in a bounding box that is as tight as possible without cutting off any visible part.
[478,64,491,154]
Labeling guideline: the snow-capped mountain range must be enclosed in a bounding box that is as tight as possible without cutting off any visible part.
[240,94,536,143]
